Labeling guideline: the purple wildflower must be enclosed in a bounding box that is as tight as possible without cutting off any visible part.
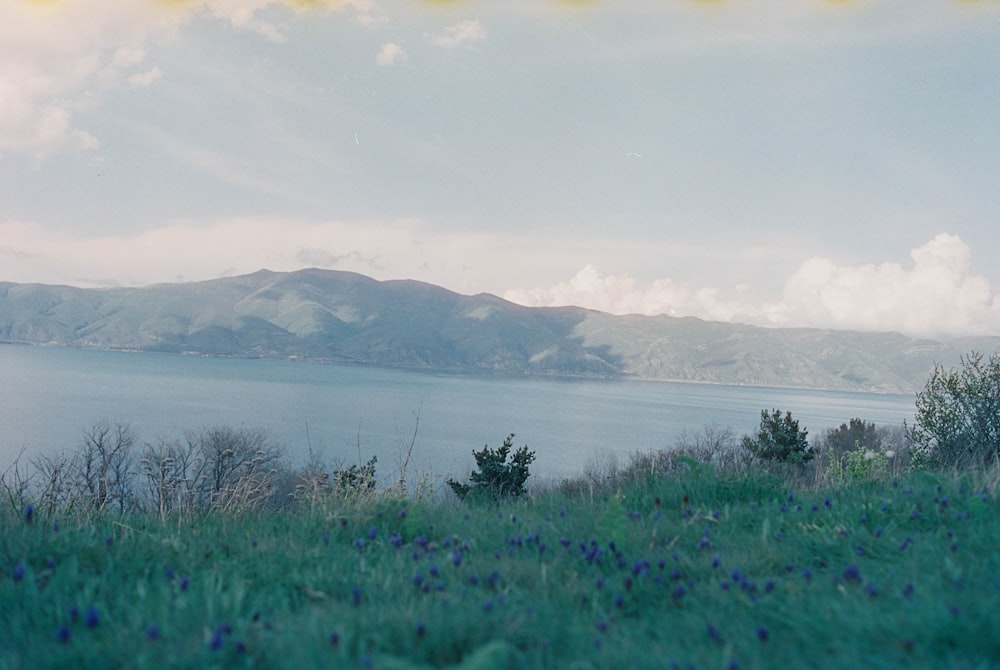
[84,606,99,628]
[842,564,861,583]
[12,562,25,582]
[756,627,769,642]
[329,631,340,647]
[351,586,362,607]
[24,504,34,523]
[706,622,724,644]
[146,623,160,641]
[416,623,426,638]
[56,625,71,644]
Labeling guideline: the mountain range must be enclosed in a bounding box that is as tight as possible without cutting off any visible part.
[2,268,996,394]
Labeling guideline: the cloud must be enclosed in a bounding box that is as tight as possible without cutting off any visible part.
[504,235,1000,340]
[772,234,1000,338]
[375,42,407,67]
[0,0,374,159]
[426,19,486,48]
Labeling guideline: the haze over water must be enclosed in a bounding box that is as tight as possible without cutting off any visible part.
[1,345,917,483]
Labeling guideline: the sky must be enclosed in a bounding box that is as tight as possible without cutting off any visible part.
[2,0,999,340]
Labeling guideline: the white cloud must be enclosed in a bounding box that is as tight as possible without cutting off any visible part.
[504,235,1000,340]
[376,43,407,67]
[0,1,374,159]
[772,234,1000,338]
[127,67,163,88]
[426,19,486,49]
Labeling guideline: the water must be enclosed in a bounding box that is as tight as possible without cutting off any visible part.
[0,344,917,482]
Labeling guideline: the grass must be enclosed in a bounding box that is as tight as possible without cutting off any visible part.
[3,466,1000,670]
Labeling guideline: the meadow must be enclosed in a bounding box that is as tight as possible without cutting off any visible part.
[4,461,999,669]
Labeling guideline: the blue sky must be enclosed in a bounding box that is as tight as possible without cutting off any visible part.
[2,0,999,339]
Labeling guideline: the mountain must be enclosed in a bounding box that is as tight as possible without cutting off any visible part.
[1,268,996,393]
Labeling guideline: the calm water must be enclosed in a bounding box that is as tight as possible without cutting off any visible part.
[0,344,917,482]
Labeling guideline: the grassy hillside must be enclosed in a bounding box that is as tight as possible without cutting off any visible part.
[4,269,997,392]
[4,465,998,669]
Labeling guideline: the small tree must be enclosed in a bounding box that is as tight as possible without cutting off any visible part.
[911,351,1000,468]
[448,434,536,501]
[742,409,812,467]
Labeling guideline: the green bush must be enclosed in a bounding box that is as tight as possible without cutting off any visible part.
[741,409,813,467]
[912,351,1000,468]
[448,434,535,501]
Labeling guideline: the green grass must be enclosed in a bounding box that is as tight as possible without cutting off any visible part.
[3,467,1000,669]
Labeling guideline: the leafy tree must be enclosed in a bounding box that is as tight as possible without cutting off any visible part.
[741,409,812,466]
[912,351,1000,468]
[448,434,536,501]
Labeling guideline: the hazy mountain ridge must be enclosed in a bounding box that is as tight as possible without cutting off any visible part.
[2,269,995,393]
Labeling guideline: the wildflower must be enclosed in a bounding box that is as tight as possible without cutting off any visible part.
[899,537,912,552]
[706,622,724,644]
[235,640,247,654]
[180,577,190,591]
[467,574,479,586]
[251,539,258,549]
[368,526,378,540]
[711,555,720,569]
[842,564,861,583]
[322,533,329,545]
[451,550,462,567]
[84,606,100,628]
[146,623,160,641]
[329,631,340,647]
[12,562,25,582]
[671,585,687,600]
[824,497,832,509]
[614,592,624,609]
[351,586,362,607]
[764,579,775,593]
[209,627,226,651]
[56,625,71,644]
[24,504,34,524]
[45,557,56,570]
[105,535,113,547]
[902,583,914,599]
[801,568,812,582]
[596,619,609,634]
[429,564,439,578]
[416,623,426,638]
[482,599,495,613]
[756,627,769,642]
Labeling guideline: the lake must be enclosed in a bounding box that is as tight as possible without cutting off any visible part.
[0,344,918,483]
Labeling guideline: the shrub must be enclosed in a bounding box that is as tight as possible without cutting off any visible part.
[741,409,813,467]
[448,434,535,501]
[911,351,1000,468]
